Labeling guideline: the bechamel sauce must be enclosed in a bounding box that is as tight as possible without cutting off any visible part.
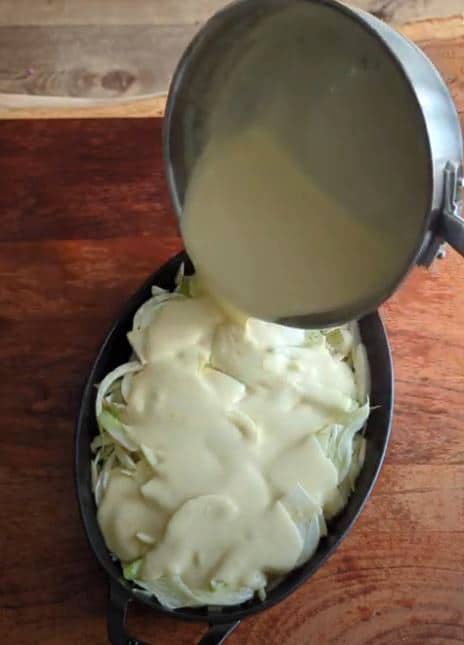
[181,126,395,320]
[98,294,361,591]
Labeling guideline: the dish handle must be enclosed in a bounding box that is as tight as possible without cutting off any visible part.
[107,581,149,645]
[197,621,241,644]
[107,581,240,644]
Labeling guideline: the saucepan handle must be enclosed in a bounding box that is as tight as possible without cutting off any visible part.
[441,211,464,256]
[440,161,464,257]
[107,581,240,645]
[107,581,149,645]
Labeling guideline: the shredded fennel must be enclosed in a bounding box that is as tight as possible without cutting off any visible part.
[91,265,371,609]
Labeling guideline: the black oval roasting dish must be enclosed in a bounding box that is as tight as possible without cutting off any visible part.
[75,252,394,645]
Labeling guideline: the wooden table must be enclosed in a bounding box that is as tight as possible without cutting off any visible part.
[1,23,464,645]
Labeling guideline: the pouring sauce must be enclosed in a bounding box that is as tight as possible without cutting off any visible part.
[182,125,395,321]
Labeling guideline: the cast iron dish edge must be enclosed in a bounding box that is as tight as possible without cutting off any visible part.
[75,252,394,645]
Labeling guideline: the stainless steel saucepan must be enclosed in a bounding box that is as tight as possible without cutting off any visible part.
[164,0,463,328]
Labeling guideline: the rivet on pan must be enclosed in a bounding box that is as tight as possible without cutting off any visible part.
[436,246,447,259]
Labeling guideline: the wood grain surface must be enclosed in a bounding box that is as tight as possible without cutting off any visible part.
[0,0,461,26]
[1,13,463,119]
[0,1,463,111]
[0,114,463,644]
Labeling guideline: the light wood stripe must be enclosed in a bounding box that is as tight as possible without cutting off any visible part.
[0,24,197,99]
[0,0,229,26]
[0,0,461,26]
[0,13,462,119]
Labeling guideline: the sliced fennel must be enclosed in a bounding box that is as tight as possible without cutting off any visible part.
[132,575,255,609]
[352,342,370,404]
[316,401,370,485]
[140,444,159,471]
[98,409,138,452]
[91,272,371,609]
[323,434,367,519]
[95,362,142,418]
[123,558,143,580]
[281,484,327,567]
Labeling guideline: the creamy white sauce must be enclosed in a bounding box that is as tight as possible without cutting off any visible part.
[182,127,396,320]
[97,291,367,595]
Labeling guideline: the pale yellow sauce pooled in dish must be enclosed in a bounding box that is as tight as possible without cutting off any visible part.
[92,273,369,608]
